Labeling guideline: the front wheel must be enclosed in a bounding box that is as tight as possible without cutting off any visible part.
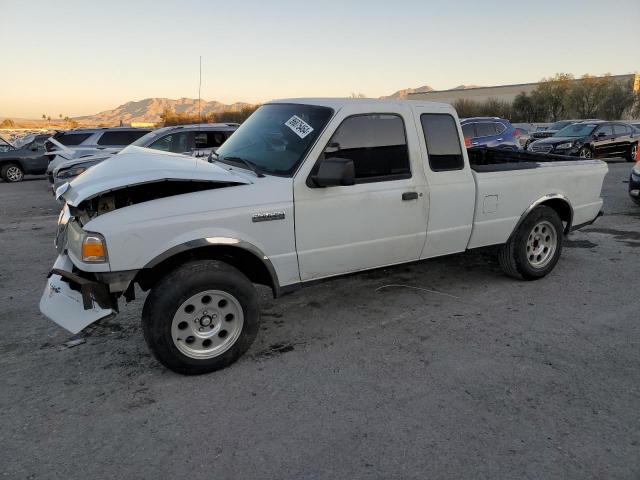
[627,143,638,162]
[578,147,593,159]
[498,205,563,280]
[1,163,24,182]
[142,260,260,375]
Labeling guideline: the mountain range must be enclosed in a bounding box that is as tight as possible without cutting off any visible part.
[74,97,253,125]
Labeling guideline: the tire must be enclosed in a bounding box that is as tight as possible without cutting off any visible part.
[142,260,260,375]
[498,205,563,280]
[627,143,638,162]
[1,163,24,182]
[578,146,593,159]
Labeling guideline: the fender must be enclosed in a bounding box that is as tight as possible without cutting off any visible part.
[512,193,574,236]
[143,237,282,296]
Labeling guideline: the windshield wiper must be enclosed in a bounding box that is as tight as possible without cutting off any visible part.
[220,156,265,178]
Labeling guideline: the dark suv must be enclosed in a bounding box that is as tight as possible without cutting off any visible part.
[528,121,639,161]
[460,117,521,150]
[0,134,50,182]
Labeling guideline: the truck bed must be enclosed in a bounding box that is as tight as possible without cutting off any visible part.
[465,147,607,249]
[468,147,585,172]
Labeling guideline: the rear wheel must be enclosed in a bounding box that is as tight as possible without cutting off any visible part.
[1,163,24,182]
[498,205,563,280]
[627,143,638,162]
[142,260,260,375]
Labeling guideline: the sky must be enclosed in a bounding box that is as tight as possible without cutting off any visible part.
[1,0,638,118]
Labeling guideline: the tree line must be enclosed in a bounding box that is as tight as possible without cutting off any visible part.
[453,73,639,122]
[160,105,260,126]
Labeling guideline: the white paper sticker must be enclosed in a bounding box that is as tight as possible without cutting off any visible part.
[285,115,314,139]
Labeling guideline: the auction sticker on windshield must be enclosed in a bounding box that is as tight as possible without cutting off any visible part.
[285,115,314,139]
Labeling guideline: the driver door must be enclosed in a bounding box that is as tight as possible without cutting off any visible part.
[293,108,428,281]
[593,124,614,158]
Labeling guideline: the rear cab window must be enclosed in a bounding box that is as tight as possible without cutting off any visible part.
[420,114,465,171]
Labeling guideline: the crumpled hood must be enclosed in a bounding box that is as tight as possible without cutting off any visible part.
[59,146,252,206]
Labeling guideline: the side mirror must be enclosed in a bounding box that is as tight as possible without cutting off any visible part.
[596,131,606,138]
[311,158,355,187]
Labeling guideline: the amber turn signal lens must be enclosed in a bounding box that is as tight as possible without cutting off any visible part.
[82,236,106,262]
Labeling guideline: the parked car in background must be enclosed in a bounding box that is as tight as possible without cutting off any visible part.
[630,161,640,205]
[45,127,152,180]
[524,120,599,149]
[461,117,521,150]
[51,123,239,190]
[0,134,50,182]
[528,121,639,161]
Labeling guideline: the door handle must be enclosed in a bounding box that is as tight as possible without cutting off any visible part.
[402,191,419,201]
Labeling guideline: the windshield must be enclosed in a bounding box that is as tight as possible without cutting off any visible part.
[214,103,333,176]
[129,127,172,147]
[548,121,574,131]
[555,123,597,137]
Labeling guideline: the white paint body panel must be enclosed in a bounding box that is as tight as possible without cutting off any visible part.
[468,160,607,248]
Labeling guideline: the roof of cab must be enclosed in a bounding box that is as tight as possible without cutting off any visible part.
[267,97,455,112]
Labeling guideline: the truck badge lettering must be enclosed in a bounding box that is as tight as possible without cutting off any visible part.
[252,212,285,223]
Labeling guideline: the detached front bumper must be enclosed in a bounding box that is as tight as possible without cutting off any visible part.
[39,254,115,334]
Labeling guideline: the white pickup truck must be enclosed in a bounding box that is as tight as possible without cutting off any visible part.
[40,99,607,375]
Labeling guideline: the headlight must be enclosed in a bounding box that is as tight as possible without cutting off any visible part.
[57,166,87,179]
[67,222,108,263]
[555,142,573,149]
[82,235,107,262]
[633,163,640,176]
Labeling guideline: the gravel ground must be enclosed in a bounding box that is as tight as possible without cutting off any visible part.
[1,163,639,480]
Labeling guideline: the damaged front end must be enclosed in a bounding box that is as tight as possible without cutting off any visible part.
[41,148,253,334]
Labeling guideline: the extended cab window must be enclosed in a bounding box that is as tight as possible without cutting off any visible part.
[420,114,465,171]
[149,132,193,153]
[324,114,410,182]
[97,130,149,146]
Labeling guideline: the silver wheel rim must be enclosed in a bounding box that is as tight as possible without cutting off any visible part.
[526,220,557,269]
[632,145,637,159]
[580,148,591,159]
[6,166,23,181]
[171,290,244,359]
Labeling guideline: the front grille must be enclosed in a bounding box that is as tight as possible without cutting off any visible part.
[530,144,553,154]
[532,132,553,139]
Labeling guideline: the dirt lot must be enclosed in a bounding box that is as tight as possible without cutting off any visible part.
[1,164,639,480]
